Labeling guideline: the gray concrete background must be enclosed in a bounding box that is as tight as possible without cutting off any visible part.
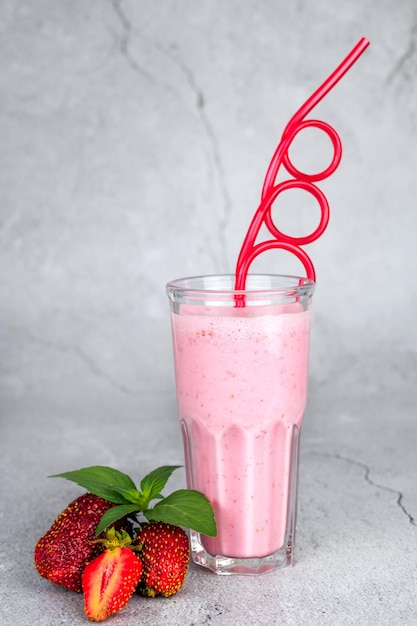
[1,1,416,625]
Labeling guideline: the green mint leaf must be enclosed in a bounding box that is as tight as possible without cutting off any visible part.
[49,466,138,505]
[95,504,140,536]
[113,488,143,504]
[144,489,217,537]
[140,465,182,503]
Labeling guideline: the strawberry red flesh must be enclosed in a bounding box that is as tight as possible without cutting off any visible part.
[82,547,143,622]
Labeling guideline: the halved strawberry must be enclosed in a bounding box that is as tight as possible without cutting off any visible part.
[82,529,142,622]
[136,522,190,598]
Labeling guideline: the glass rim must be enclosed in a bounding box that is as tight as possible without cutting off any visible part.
[166,273,315,298]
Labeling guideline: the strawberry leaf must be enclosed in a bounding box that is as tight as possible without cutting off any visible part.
[95,504,140,536]
[139,465,182,503]
[144,489,217,537]
[49,466,138,505]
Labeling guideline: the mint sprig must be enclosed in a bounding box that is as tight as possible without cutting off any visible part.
[50,465,217,537]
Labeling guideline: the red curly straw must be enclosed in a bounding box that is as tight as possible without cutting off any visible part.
[235,37,370,290]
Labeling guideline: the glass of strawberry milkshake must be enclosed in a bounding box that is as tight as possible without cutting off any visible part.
[166,274,314,574]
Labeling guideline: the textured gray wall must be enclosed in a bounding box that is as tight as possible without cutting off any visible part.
[2,5,417,625]
[1,0,416,399]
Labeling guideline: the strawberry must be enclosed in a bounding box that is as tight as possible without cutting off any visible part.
[40,464,216,602]
[82,529,143,622]
[34,493,115,592]
[135,522,190,598]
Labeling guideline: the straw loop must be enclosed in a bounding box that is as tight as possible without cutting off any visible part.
[282,119,342,183]
[264,179,330,245]
[235,239,316,288]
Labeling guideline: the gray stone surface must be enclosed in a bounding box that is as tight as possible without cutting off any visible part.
[1,1,416,625]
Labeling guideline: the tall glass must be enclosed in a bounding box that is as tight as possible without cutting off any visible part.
[166,274,314,574]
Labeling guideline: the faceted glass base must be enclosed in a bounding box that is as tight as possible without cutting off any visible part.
[189,425,301,575]
[190,530,295,575]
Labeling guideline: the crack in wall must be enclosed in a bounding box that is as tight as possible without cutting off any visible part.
[162,51,232,273]
[108,0,231,273]
[109,0,162,87]
[387,20,417,84]
[69,344,141,397]
[6,325,142,397]
[309,451,416,527]
[0,210,21,245]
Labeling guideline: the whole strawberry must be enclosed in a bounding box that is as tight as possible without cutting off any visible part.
[136,522,190,597]
[82,529,143,622]
[34,493,114,592]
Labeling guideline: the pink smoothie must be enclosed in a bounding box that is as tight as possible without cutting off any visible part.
[171,303,311,559]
